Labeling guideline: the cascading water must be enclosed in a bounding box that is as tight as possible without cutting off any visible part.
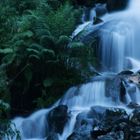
[99,0,140,72]
[7,0,140,140]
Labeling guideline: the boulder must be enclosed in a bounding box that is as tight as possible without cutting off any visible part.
[48,105,68,134]
[91,108,128,138]
[102,108,128,124]
[67,106,108,140]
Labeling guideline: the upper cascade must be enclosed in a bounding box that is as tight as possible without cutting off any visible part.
[98,0,140,72]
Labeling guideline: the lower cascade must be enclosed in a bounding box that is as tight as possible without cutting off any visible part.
[5,0,140,140]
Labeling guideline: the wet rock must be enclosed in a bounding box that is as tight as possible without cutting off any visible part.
[113,122,130,140]
[48,105,68,134]
[93,17,103,25]
[127,102,140,109]
[130,108,140,126]
[97,131,124,140]
[88,106,107,120]
[106,0,128,12]
[120,81,126,102]
[75,111,94,129]
[47,133,59,140]
[95,4,107,17]
[67,124,92,140]
[67,107,106,140]
[130,126,140,136]
[67,133,82,140]
[102,108,128,124]
[91,108,128,139]
[118,70,134,75]
[128,75,140,84]
[97,108,128,133]
[91,129,109,139]
[106,76,122,103]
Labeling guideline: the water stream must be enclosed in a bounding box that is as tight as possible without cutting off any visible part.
[6,0,140,140]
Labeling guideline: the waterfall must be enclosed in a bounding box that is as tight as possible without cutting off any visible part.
[99,0,140,72]
[8,0,140,140]
[59,81,118,109]
[10,109,50,140]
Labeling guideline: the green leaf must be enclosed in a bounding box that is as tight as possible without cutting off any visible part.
[29,54,41,61]
[0,48,13,54]
[42,48,55,57]
[29,43,43,51]
[27,48,40,55]
[43,78,53,88]
[22,30,34,38]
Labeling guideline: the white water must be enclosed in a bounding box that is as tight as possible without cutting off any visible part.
[10,109,50,140]
[99,0,140,72]
[8,0,140,140]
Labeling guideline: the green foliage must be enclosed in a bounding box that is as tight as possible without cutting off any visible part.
[46,2,80,39]
[0,0,97,119]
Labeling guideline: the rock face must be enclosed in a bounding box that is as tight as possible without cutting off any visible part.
[67,107,140,140]
[91,108,128,139]
[47,106,140,140]
[48,105,68,134]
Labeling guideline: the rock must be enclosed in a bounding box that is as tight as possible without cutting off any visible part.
[93,17,103,25]
[91,129,109,139]
[106,0,128,12]
[67,133,82,140]
[128,75,140,84]
[48,105,68,134]
[102,108,128,125]
[118,70,134,75]
[106,76,122,103]
[91,107,128,139]
[47,133,59,140]
[88,106,107,120]
[67,107,108,140]
[113,122,130,140]
[75,111,94,129]
[67,124,92,140]
[95,4,107,17]
[130,126,140,136]
[130,108,140,126]
[127,102,140,109]
[97,131,124,140]
[120,81,126,102]
[94,108,128,132]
